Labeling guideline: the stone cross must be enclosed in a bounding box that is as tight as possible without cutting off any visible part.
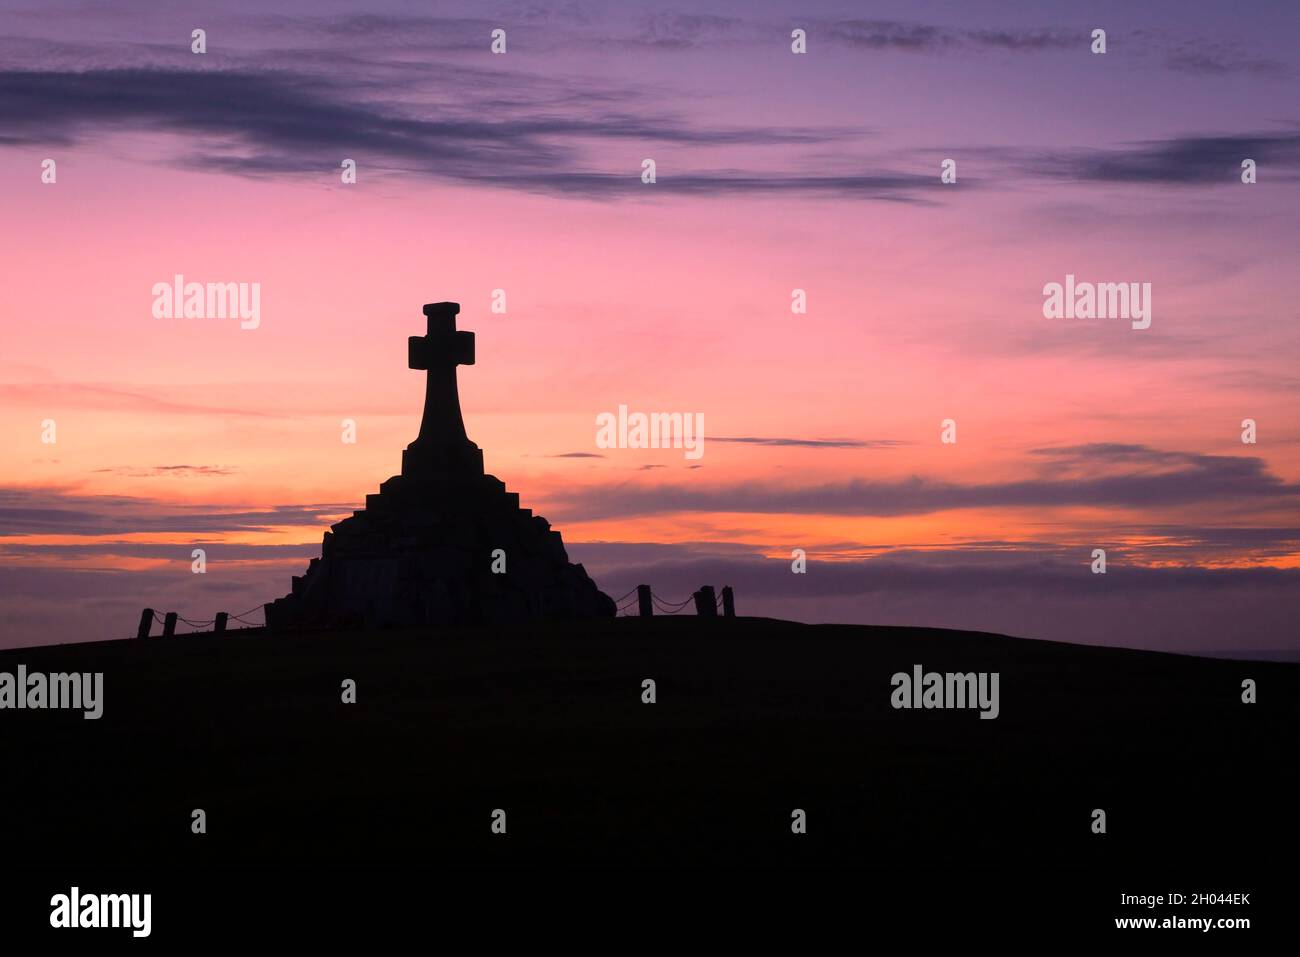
[403,302,484,477]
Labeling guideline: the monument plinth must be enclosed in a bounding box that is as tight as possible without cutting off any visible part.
[266,301,615,630]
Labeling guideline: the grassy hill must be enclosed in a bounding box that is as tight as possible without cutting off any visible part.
[1,617,1295,868]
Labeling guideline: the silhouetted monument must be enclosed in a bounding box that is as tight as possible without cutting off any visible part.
[266,302,615,629]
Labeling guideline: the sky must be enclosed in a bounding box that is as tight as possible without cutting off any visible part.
[1,0,1298,655]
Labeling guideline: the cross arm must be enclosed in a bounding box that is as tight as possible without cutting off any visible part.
[409,330,475,370]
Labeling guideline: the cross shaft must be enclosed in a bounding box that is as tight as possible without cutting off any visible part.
[403,302,482,476]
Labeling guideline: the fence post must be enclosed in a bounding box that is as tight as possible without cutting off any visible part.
[214,612,229,634]
[162,612,178,637]
[694,585,717,617]
[721,586,735,617]
[637,584,653,617]
[137,608,154,639]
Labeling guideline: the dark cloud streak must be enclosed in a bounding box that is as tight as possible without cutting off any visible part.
[548,445,1299,520]
[713,436,906,449]
[822,20,1075,53]
[1022,131,1300,184]
[0,67,927,200]
[0,487,349,537]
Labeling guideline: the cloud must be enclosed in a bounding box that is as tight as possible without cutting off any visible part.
[570,541,1300,655]
[312,14,496,49]
[0,561,283,648]
[822,20,1075,53]
[92,465,237,477]
[0,540,314,562]
[611,15,1287,79]
[627,12,748,49]
[713,436,905,449]
[0,486,348,537]
[546,445,1300,520]
[0,67,932,200]
[384,169,933,200]
[1021,131,1300,185]
[587,547,1300,601]
[10,64,1288,200]
[566,537,1300,655]
[1130,525,1300,547]
[0,382,284,418]
[0,380,431,419]
[1029,443,1211,468]
[1164,42,1288,78]
[963,28,1077,52]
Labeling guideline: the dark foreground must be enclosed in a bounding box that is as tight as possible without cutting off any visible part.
[2,616,1294,872]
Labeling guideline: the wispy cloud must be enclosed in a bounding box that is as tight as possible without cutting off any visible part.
[609,15,1083,55]
[713,436,906,449]
[625,12,748,50]
[822,20,1076,53]
[1164,41,1288,77]
[92,465,237,477]
[1020,131,1300,184]
[0,486,349,536]
[590,546,1300,601]
[0,382,283,418]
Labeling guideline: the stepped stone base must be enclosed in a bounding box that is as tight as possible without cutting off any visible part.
[266,466,615,630]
